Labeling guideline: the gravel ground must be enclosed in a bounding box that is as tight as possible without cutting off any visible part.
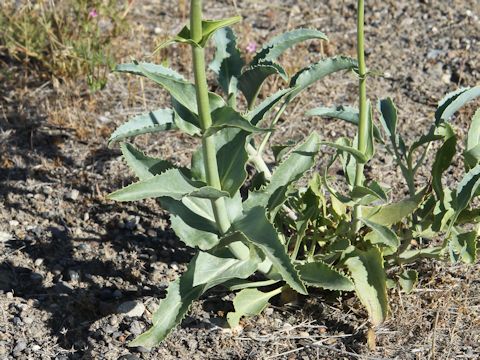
[1,0,479,359]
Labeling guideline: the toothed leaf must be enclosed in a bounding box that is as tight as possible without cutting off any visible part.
[129,259,204,348]
[378,98,397,140]
[398,247,443,264]
[361,218,399,254]
[432,135,457,200]
[161,197,219,250]
[155,16,242,50]
[464,108,480,169]
[227,288,280,328]
[467,108,480,151]
[233,206,307,295]
[362,188,427,226]
[121,143,175,181]
[108,109,176,146]
[116,62,225,114]
[239,62,287,108]
[244,132,320,214]
[210,27,244,96]
[435,86,480,125]
[205,106,271,137]
[345,247,388,326]
[192,247,260,287]
[321,141,368,163]
[251,28,328,66]
[398,270,418,294]
[449,230,478,264]
[454,163,480,220]
[247,88,293,126]
[107,168,228,202]
[307,103,383,144]
[289,56,358,99]
[130,245,253,348]
[297,261,354,291]
[192,128,249,197]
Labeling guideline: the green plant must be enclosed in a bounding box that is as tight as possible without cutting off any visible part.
[298,0,480,328]
[0,0,130,91]
[107,0,480,349]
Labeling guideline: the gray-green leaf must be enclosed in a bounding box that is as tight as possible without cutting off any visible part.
[435,86,480,125]
[107,168,228,202]
[297,261,354,291]
[121,143,175,181]
[108,109,176,146]
[244,132,320,213]
[232,206,307,295]
[345,247,388,326]
[227,288,281,328]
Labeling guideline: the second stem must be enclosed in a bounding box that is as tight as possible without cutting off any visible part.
[353,0,368,232]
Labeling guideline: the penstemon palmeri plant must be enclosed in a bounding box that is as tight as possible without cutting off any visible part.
[107,0,357,348]
[107,0,480,349]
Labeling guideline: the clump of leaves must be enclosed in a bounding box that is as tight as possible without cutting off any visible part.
[107,0,479,349]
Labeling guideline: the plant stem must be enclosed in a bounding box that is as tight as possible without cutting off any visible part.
[257,101,288,157]
[352,0,368,232]
[190,0,248,259]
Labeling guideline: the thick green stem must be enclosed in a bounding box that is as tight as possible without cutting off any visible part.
[352,0,368,232]
[190,0,248,259]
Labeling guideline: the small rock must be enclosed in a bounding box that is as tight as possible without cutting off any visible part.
[9,220,19,227]
[0,231,12,242]
[119,355,140,360]
[13,317,22,326]
[129,320,143,335]
[77,243,90,252]
[117,301,145,317]
[6,292,14,299]
[146,229,156,237]
[12,340,27,355]
[42,186,53,195]
[427,49,442,59]
[30,273,43,283]
[31,344,41,351]
[133,346,150,353]
[299,331,310,337]
[34,258,44,267]
[154,27,162,35]
[98,115,110,123]
[441,73,451,84]
[22,317,34,325]
[109,315,118,326]
[264,308,274,316]
[125,220,137,230]
[83,212,90,221]
[104,324,118,334]
[66,269,81,282]
[68,189,80,201]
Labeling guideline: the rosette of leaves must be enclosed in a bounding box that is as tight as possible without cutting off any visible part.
[107,9,359,348]
[294,86,480,326]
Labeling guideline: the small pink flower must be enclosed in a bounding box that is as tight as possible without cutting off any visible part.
[89,9,98,18]
[246,42,257,54]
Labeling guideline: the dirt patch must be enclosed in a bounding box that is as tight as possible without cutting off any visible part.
[1,0,479,359]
